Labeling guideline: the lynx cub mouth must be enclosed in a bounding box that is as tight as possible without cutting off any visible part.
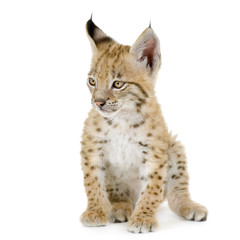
[95,107,116,117]
[80,17,208,233]
[91,99,121,117]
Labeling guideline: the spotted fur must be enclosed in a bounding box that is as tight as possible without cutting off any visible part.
[80,18,208,233]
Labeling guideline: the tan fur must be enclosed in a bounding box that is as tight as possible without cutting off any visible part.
[80,19,207,233]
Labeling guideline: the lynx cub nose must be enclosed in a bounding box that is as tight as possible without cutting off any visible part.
[95,101,105,108]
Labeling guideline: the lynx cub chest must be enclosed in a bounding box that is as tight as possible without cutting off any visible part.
[104,118,146,174]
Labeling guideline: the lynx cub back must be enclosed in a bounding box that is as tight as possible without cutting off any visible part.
[80,18,207,233]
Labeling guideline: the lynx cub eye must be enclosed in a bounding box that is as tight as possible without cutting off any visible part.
[89,78,96,86]
[113,81,125,89]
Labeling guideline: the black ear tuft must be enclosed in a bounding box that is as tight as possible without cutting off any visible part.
[149,20,151,28]
[86,18,113,46]
[86,18,97,40]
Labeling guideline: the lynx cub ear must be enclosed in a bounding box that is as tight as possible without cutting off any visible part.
[130,27,161,73]
[86,18,113,52]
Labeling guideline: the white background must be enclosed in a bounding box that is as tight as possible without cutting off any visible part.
[0,0,240,239]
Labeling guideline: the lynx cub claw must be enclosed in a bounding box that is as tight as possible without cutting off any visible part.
[109,202,133,223]
[180,202,208,222]
[81,209,108,227]
[127,215,158,233]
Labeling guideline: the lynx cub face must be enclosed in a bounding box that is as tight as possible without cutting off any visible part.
[80,18,208,233]
[86,20,160,118]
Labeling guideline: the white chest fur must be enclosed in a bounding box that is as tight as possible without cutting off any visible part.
[104,118,146,178]
[100,111,149,202]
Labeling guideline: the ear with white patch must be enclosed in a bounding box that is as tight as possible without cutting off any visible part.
[130,28,161,73]
[86,18,114,53]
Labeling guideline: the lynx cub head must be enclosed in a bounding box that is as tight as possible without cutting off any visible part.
[86,18,161,118]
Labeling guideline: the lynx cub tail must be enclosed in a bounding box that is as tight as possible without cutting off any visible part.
[80,18,207,233]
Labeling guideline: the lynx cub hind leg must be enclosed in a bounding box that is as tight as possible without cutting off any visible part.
[110,201,134,223]
[166,134,208,221]
[106,179,134,223]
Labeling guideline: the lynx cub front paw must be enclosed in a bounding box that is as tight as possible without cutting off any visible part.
[109,202,133,223]
[127,214,158,233]
[81,209,109,227]
[179,201,208,221]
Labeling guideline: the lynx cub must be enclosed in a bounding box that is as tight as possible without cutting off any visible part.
[80,18,207,233]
